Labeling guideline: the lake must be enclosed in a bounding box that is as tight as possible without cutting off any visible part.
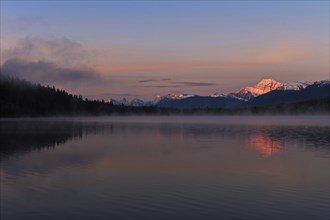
[1,116,329,220]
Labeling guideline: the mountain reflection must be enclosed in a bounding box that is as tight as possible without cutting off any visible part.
[248,134,283,158]
[246,125,329,158]
[0,119,329,160]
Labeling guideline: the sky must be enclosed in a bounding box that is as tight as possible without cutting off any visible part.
[1,1,329,100]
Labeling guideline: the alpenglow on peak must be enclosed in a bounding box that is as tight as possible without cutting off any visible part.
[227,79,284,101]
[254,79,284,93]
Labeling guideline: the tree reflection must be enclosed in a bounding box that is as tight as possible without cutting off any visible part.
[0,119,328,160]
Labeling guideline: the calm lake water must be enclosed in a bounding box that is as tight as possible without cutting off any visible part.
[1,116,329,220]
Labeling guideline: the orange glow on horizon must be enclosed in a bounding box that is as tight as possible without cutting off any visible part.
[94,41,316,75]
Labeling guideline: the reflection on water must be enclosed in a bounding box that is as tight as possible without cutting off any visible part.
[1,116,329,220]
[0,121,84,159]
[1,119,328,160]
[248,134,283,158]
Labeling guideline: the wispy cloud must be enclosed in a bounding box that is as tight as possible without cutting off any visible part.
[170,81,216,87]
[140,85,184,88]
[1,59,104,86]
[1,36,92,68]
[138,80,216,88]
[138,78,172,83]
[87,93,140,100]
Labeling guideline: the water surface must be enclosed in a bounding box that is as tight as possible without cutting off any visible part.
[1,116,329,220]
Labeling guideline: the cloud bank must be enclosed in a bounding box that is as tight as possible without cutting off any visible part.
[1,36,92,68]
[137,80,217,88]
[0,36,108,96]
[1,59,103,86]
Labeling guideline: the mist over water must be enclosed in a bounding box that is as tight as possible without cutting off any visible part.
[1,116,329,220]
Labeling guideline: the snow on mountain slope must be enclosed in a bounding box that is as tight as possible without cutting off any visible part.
[311,80,330,87]
[109,98,146,106]
[210,92,226,98]
[277,81,311,91]
[228,79,284,101]
[157,93,196,100]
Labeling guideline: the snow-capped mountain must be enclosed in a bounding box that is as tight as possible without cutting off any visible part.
[155,93,196,101]
[310,80,330,87]
[244,80,330,107]
[277,81,311,91]
[109,94,196,107]
[210,92,226,98]
[228,79,284,101]
[129,99,146,107]
[109,98,129,105]
[108,79,329,108]
[109,98,146,107]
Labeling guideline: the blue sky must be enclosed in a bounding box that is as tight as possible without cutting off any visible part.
[1,1,329,100]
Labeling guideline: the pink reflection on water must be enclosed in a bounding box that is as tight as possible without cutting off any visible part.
[248,133,283,158]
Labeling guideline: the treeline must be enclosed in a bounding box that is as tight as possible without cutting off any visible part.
[0,74,329,117]
[151,98,330,115]
[0,74,158,117]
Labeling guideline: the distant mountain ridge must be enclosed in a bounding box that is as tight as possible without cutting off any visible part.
[109,79,329,108]
[277,81,311,91]
[156,96,243,109]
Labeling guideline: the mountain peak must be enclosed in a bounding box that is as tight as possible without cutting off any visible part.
[255,79,284,92]
[228,78,284,101]
[258,78,278,84]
